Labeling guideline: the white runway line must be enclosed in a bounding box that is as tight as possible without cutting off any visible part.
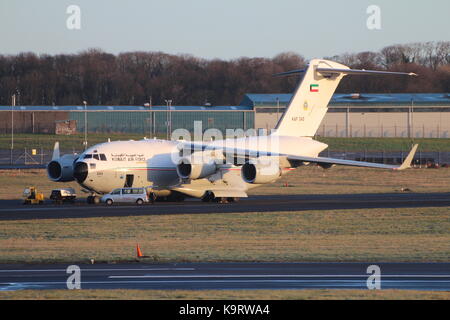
[0,205,178,213]
[1,279,449,286]
[0,202,196,213]
[108,274,450,279]
[0,268,195,273]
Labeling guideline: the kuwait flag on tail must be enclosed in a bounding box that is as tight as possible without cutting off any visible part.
[310,84,319,92]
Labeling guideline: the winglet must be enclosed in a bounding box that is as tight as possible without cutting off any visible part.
[396,144,418,170]
[52,142,60,160]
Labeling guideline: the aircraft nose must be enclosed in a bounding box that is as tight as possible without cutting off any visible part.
[73,161,88,183]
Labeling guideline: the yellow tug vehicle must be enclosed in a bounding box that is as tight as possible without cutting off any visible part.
[23,187,44,205]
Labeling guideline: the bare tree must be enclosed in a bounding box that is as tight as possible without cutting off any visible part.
[0,42,448,106]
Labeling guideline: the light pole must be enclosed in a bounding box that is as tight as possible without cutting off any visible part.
[276,97,280,128]
[169,100,172,138]
[411,98,414,138]
[165,99,172,140]
[10,94,16,165]
[408,98,415,139]
[83,100,88,149]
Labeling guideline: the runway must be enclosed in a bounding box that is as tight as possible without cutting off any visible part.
[0,262,449,291]
[0,192,449,221]
[1,193,449,292]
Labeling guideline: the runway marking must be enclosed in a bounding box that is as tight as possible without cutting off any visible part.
[0,268,195,273]
[0,204,197,212]
[2,280,450,285]
[108,274,450,279]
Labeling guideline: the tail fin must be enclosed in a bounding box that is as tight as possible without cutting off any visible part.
[272,59,417,137]
[272,59,348,137]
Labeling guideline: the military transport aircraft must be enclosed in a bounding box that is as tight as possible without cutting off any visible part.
[46,59,418,203]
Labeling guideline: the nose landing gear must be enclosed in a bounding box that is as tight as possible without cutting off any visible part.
[87,194,100,204]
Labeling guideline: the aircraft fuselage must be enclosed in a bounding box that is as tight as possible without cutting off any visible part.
[72,136,327,198]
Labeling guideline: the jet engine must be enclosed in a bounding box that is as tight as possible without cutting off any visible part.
[176,156,217,180]
[47,154,78,182]
[242,157,281,184]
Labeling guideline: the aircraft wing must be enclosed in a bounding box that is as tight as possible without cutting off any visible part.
[285,144,418,170]
[178,142,418,171]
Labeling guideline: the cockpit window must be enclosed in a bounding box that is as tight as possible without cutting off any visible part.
[82,153,106,160]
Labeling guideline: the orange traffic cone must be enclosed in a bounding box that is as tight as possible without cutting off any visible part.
[136,243,144,258]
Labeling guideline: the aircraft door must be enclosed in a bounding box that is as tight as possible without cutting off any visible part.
[124,174,134,188]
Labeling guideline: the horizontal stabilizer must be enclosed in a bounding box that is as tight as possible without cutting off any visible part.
[316,68,418,77]
[273,69,306,77]
[273,67,418,77]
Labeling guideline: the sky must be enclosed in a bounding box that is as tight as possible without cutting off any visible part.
[0,0,449,60]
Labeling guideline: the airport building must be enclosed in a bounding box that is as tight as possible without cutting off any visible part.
[0,93,449,138]
[244,93,450,138]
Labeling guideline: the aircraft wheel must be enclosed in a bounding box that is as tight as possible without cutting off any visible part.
[214,197,229,204]
[87,196,100,204]
[201,191,214,202]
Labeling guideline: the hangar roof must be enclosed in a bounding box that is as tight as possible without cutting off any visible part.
[240,93,450,107]
[1,93,450,111]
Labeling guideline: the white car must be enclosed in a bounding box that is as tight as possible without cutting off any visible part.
[101,187,149,205]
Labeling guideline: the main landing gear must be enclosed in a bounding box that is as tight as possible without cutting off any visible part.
[201,191,239,204]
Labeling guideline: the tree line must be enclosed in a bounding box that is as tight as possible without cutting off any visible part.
[0,41,448,106]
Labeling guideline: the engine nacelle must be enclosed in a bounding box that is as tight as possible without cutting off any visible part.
[176,157,217,180]
[47,154,78,182]
[242,157,281,184]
